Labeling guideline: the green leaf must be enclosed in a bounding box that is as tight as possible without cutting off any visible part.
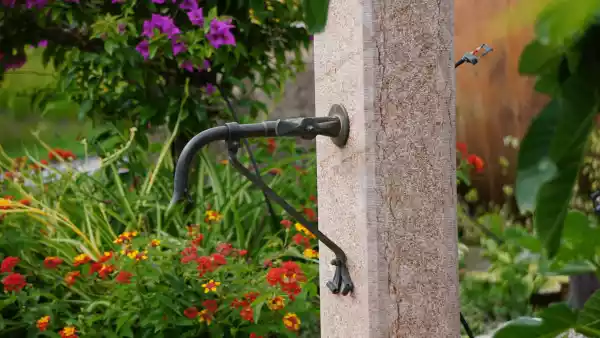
[303,0,330,34]
[576,290,600,336]
[493,303,577,338]
[78,100,93,120]
[104,40,119,56]
[532,76,596,257]
[534,0,600,47]
[519,40,561,75]
[515,100,560,214]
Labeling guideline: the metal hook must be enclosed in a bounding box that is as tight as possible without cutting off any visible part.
[225,135,354,295]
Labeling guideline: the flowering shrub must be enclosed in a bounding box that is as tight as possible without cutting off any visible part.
[0,132,321,336]
[0,221,320,337]
[0,0,329,146]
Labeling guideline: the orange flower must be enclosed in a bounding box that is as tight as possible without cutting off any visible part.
[36,316,50,332]
[201,280,221,293]
[73,254,91,266]
[113,231,138,244]
[64,271,80,286]
[467,154,485,173]
[98,251,113,263]
[267,296,285,311]
[283,313,301,331]
[198,309,213,325]
[59,326,78,338]
[2,273,26,292]
[43,256,63,269]
[18,199,30,206]
[240,306,254,322]
[184,306,199,319]
[303,249,319,259]
[115,271,133,284]
[1,256,20,273]
[204,210,222,222]
[150,239,161,247]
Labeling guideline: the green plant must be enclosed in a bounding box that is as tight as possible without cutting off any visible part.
[0,128,322,336]
[0,0,331,149]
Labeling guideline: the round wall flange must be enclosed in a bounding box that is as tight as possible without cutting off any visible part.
[328,104,350,147]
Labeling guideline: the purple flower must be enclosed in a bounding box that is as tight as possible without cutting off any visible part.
[206,19,236,49]
[187,8,204,26]
[142,14,181,40]
[25,0,47,9]
[202,59,211,70]
[37,40,48,48]
[136,40,150,60]
[205,83,215,95]
[112,0,124,3]
[180,60,194,72]
[152,0,165,3]
[118,23,126,34]
[172,40,187,56]
[179,0,198,11]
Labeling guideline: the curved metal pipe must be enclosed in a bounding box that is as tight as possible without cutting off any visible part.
[169,122,278,207]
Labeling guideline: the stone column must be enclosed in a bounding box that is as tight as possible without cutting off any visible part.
[314,0,459,337]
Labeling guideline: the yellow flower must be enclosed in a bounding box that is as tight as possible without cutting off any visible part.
[267,296,285,311]
[201,280,221,293]
[150,239,161,247]
[249,8,261,25]
[294,223,316,239]
[0,198,13,209]
[113,231,138,244]
[73,254,91,266]
[126,250,139,259]
[204,210,223,222]
[303,249,319,259]
[283,313,301,331]
[60,326,77,336]
[126,250,148,261]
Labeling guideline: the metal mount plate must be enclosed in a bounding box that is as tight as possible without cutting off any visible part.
[328,104,350,147]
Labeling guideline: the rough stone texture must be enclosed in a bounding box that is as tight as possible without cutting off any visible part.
[314,0,458,337]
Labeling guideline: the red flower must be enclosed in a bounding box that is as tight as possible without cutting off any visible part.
[244,292,259,304]
[44,256,63,269]
[2,273,26,292]
[240,306,254,322]
[456,142,468,156]
[65,271,80,286]
[196,256,215,277]
[202,299,218,313]
[266,261,305,300]
[280,219,292,229]
[92,264,114,279]
[292,233,311,249]
[268,168,282,175]
[192,234,204,246]
[18,199,30,206]
[216,243,233,256]
[210,253,227,267]
[237,249,248,257]
[1,256,20,273]
[36,316,50,332]
[250,334,264,338]
[309,195,317,203]
[181,247,198,264]
[263,259,273,268]
[184,306,199,319]
[231,298,249,309]
[115,271,133,284]
[266,138,276,153]
[467,154,485,173]
[89,262,103,275]
[303,208,316,221]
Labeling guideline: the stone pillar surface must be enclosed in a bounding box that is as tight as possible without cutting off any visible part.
[314,0,459,337]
